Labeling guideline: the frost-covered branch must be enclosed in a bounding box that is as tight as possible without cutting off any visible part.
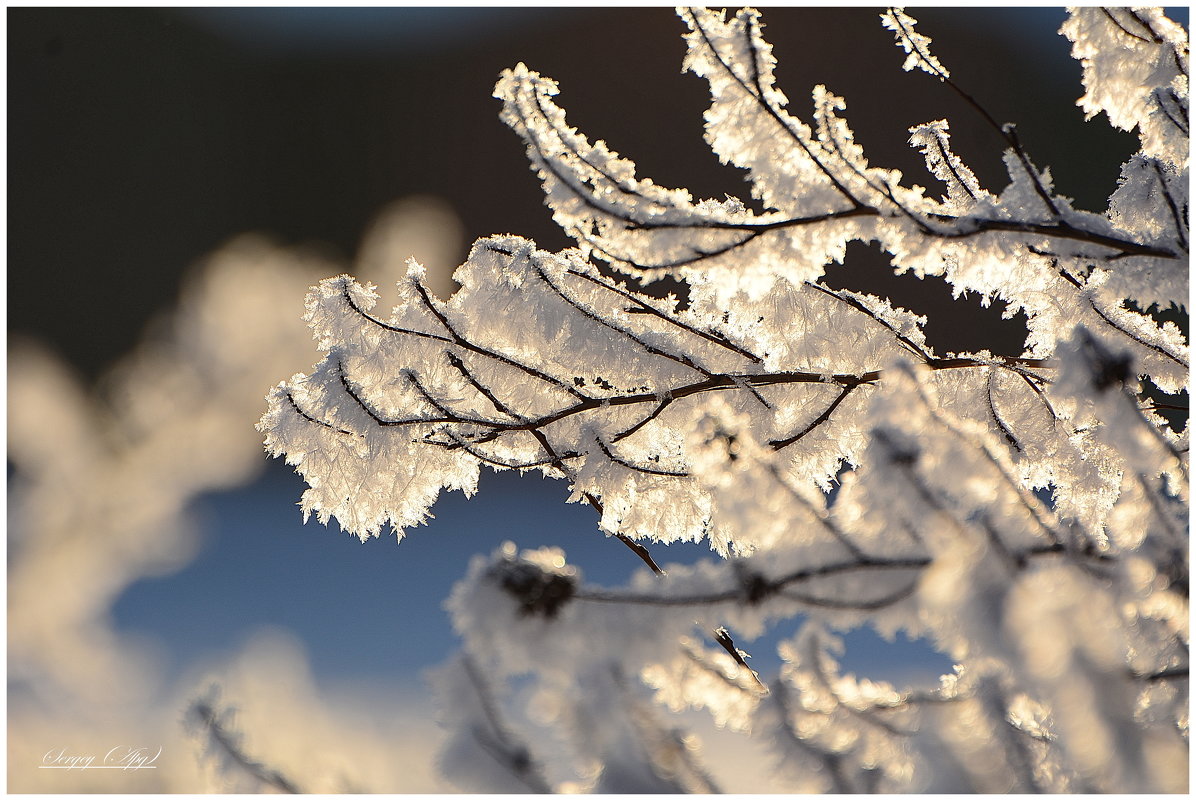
[187,687,302,794]
[260,6,1188,793]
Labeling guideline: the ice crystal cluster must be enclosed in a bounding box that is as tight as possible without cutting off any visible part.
[260,8,1189,792]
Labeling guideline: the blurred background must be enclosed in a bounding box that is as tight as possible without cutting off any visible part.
[7,6,1182,793]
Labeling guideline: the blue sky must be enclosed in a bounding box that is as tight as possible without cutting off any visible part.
[113,460,955,690]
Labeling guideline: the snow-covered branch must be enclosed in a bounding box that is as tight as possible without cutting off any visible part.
[260,6,1188,793]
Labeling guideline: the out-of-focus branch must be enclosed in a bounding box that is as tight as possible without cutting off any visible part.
[186,688,302,794]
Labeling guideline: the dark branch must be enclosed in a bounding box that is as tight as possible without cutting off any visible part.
[986,372,1023,453]
[460,656,553,793]
[283,390,360,439]
[189,692,302,794]
[713,626,766,691]
[573,540,1105,608]
[1086,299,1189,369]
[344,281,590,402]
[567,267,764,364]
[806,281,935,359]
[779,580,918,611]
[594,434,688,478]
[769,382,861,450]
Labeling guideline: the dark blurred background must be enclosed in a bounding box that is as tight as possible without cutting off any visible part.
[10,6,1164,379]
